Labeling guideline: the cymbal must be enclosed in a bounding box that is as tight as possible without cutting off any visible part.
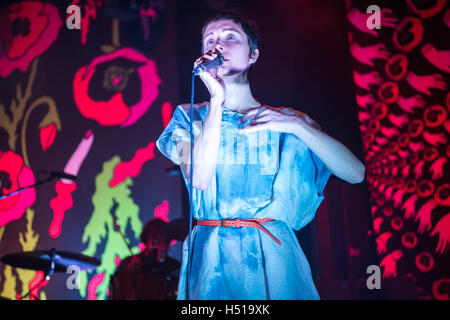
[1,249,100,272]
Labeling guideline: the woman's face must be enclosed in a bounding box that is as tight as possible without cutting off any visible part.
[202,19,259,77]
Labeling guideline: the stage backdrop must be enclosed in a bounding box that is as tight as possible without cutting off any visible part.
[347,0,450,299]
[0,0,184,300]
[0,0,377,300]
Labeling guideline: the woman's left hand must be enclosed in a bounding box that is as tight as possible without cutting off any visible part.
[238,106,317,134]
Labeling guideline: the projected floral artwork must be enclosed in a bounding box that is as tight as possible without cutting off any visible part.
[73,48,161,127]
[0,0,179,301]
[49,131,94,238]
[69,0,101,46]
[0,151,36,227]
[78,156,143,300]
[0,1,62,77]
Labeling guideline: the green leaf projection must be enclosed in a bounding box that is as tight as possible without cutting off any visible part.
[79,156,143,300]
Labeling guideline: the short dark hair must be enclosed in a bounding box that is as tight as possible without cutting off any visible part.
[202,11,259,54]
[140,218,167,244]
[201,11,259,78]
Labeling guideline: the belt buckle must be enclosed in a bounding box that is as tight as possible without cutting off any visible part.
[221,218,233,227]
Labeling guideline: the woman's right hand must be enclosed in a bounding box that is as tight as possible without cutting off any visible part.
[194,50,225,106]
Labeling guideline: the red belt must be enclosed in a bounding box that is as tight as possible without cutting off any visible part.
[196,218,281,246]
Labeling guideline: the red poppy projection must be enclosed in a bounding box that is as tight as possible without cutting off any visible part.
[0,1,62,77]
[0,151,36,227]
[73,48,161,127]
[347,2,449,299]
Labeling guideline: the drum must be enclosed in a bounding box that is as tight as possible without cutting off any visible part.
[109,253,180,300]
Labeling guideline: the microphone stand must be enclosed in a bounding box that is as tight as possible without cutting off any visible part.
[19,248,56,300]
[0,170,62,200]
[184,54,224,299]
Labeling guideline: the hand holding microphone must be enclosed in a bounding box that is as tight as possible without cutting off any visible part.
[193,51,224,75]
[193,50,226,106]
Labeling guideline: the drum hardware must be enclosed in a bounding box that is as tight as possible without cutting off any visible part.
[108,217,189,300]
[1,248,100,300]
[111,214,139,299]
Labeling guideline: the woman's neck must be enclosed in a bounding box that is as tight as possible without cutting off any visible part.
[222,76,261,113]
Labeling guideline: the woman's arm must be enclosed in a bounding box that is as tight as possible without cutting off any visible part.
[177,99,223,190]
[178,50,226,190]
[238,106,365,184]
[292,117,366,184]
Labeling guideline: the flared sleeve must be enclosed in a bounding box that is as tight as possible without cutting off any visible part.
[267,133,332,231]
[156,105,202,166]
[307,147,332,214]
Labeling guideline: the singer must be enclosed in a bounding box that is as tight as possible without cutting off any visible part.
[156,11,365,299]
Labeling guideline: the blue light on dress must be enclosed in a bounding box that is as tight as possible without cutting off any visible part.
[156,104,331,300]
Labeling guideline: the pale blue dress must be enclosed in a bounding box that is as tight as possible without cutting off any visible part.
[156,103,331,300]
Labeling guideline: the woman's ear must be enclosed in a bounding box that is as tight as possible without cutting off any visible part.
[249,48,259,64]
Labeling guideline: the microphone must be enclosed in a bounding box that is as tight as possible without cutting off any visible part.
[45,170,77,181]
[192,52,224,75]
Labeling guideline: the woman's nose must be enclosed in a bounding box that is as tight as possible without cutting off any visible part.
[215,42,224,52]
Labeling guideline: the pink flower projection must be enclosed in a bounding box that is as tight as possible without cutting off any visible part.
[0,150,36,227]
[73,48,161,127]
[0,1,62,77]
[49,130,94,238]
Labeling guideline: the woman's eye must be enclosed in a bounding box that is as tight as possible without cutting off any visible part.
[226,35,235,40]
[206,39,214,45]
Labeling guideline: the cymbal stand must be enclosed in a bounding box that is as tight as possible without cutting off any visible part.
[19,249,56,300]
[111,216,137,299]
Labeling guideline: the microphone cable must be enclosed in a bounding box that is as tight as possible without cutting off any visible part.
[186,52,223,299]
[186,71,196,300]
